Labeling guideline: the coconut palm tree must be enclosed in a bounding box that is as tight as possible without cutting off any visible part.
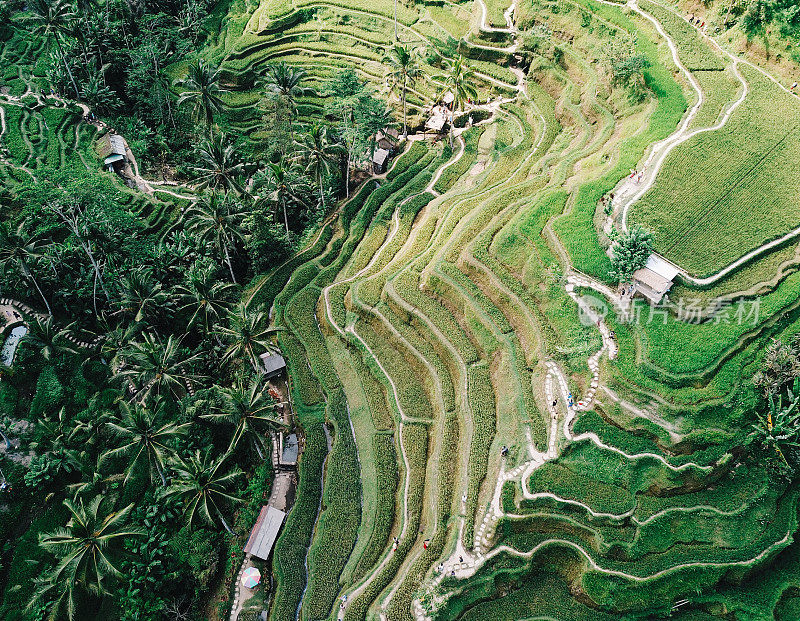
[103,399,189,487]
[22,0,80,99]
[114,267,172,325]
[201,378,285,457]
[22,316,77,360]
[261,62,308,140]
[218,304,278,374]
[251,161,312,244]
[191,133,246,195]
[356,99,395,160]
[162,450,243,535]
[436,55,477,144]
[185,193,245,284]
[753,378,800,468]
[117,333,204,403]
[175,59,228,129]
[0,221,52,315]
[29,496,143,620]
[174,267,235,333]
[295,123,345,210]
[384,44,422,136]
[99,320,143,373]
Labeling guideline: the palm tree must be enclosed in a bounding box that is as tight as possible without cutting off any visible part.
[162,450,243,535]
[251,161,312,244]
[295,123,345,210]
[29,496,143,620]
[176,59,228,129]
[103,399,189,487]
[753,379,800,468]
[191,133,246,195]
[201,378,285,457]
[0,221,52,314]
[185,193,245,283]
[99,320,143,373]
[753,337,800,397]
[261,62,308,141]
[357,100,395,160]
[22,0,80,99]
[324,69,370,197]
[437,55,477,144]
[175,267,235,333]
[22,316,77,360]
[118,333,204,403]
[114,267,171,324]
[218,304,278,374]
[384,44,422,136]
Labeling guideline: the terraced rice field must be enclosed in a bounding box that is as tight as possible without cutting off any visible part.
[199,0,523,142]
[8,0,800,616]
[0,34,186,237]
[234,0,800,618]
[628,1,800,279]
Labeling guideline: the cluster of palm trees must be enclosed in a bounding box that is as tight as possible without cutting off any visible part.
[16,298,286,618]
[176,59,345,249]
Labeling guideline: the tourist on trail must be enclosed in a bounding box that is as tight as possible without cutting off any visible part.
[459,556,463,563]
[423,539,429,550]
[552,398,558,407]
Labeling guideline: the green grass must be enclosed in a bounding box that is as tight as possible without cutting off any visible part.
[689,68,742,130]
[639,0,726,71]
[631,65,800,277]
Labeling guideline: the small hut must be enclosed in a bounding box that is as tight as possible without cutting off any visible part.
[632,254,680,304]
[97,133,127,173]
[260,352,286,379]
[372,148,390,174]
[375,130,397,153]
[278,432,299,469]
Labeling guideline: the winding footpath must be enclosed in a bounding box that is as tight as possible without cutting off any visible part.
[614,0,800,287]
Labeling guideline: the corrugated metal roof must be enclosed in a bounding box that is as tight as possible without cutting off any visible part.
[97,133,127,159]
[373,148,390,165]
[633,268,671,293]
[243,506,286,560]
[645,254,680,281]
[109,134,126,155]
[280,432,298,465]
[260,353,286,376]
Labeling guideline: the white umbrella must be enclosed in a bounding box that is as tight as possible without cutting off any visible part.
[241,567,261,589]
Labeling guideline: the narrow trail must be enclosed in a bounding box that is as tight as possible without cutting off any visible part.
[612,0,800,287]
[613,0,747,233]
[407,3,790,615]
[426,135,465,196]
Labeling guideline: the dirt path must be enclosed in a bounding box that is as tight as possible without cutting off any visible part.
[612,0,800,286]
